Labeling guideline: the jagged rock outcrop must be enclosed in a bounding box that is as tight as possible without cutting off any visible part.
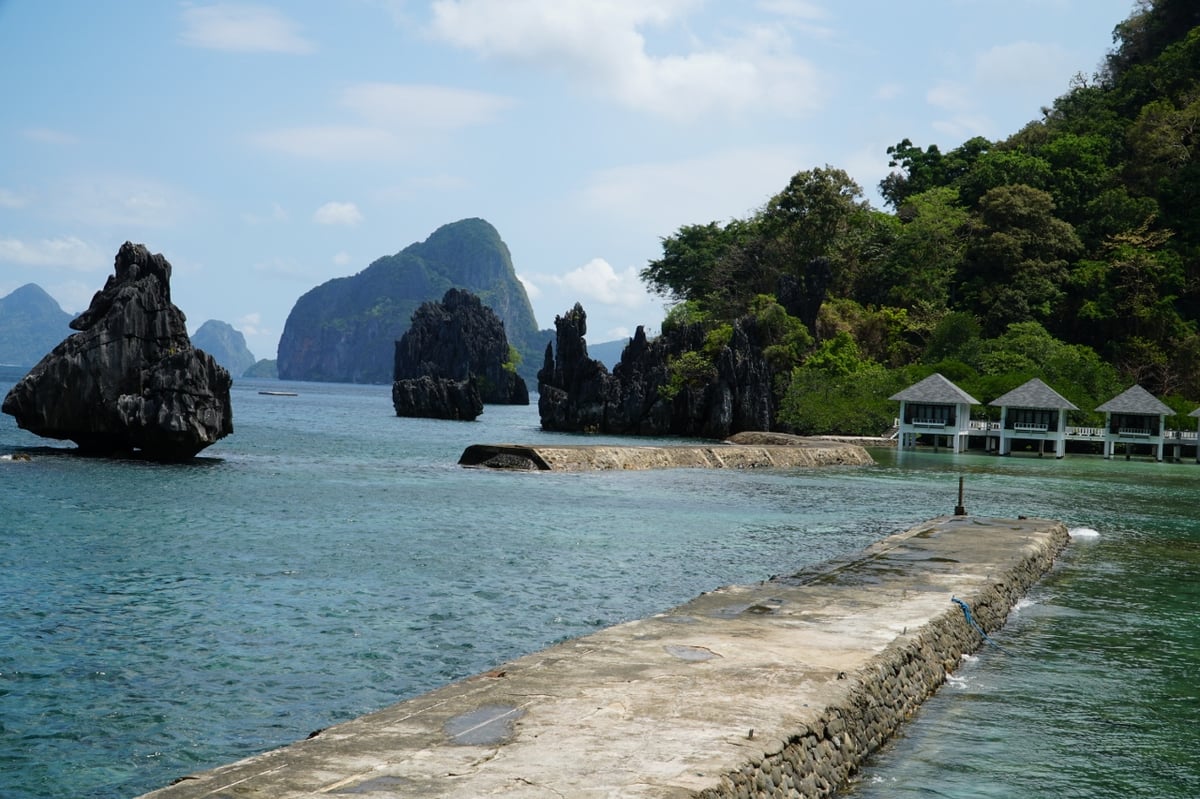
[391,374,482,421]
[538,303,775,439]
[278,218,546,384]
[1,242,233,458]
[392,288,527,420]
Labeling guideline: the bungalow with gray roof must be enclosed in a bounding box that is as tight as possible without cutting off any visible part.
[889,373,979,453]
[989,378,1078,458]
[1096,384,1174,461]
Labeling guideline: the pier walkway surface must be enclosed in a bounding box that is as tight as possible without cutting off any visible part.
[457,438,874,471]
[140,516,1068,799]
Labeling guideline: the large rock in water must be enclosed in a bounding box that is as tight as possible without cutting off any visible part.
[538,303,774,438]
[1,242,233,459]
[392,288,528,420]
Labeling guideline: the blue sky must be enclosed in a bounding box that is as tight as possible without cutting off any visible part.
[0,0,1136,361]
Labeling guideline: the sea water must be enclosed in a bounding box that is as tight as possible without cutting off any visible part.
[0,366,1197,798]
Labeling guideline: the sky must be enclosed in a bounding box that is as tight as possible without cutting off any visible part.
[0,0,1138,361]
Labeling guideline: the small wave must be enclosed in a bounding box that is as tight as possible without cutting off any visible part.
[946,672,970,689]
[1069,527,1100,540]
[1012,596,1037,614]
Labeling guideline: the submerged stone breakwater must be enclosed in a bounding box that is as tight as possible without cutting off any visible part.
[139,515,1068,799]
[458,438,875,471]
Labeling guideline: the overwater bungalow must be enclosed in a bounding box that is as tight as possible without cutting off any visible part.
[988,378,1078,458]
[889,373,979,453]
[1095,384,1174,461]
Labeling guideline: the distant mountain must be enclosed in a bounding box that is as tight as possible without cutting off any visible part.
[0,283,74,366]
[277,218,543,384]
[586,337,630,370]
[191,319,257,377]
[242,359,278,379]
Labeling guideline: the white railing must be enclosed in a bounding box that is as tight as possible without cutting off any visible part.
[969,420,999,431]
[1165,430,1199,441]
[1066,426,1105,437]
[912,419,947,428]
[1013,422,1049,432]
[1118,427,1152,438]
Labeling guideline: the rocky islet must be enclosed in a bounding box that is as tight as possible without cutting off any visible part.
[2,242,233,459]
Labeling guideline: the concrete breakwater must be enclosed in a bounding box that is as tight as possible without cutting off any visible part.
[458,438,874,471]
[140,515,1068,799]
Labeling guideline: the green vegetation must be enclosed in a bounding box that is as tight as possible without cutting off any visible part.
[638,1,1200,435]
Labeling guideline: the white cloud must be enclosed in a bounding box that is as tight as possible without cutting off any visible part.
[555,258,648,308]
[0,236,106,271]
[46,280,97,314]
[55,175,194,229]
[525,257,657,342]
[251,256,314,280]
[254,83,512,160]
[241,202,289,225]
[579,146,805,237]
[931,115,994,139]
[926,81,970,112]
[180,3,315,54]
[22,128,78,145]
[875,82,904,101]
[428,0,823,121]
[975,41,1070,93]
[340,83,514,129]
[252,125,396,160]
[235,312,266,336]
[756,0,827,20]
[516,273,541,300]
[0,188,27,209]
[313,201,363,226]
[332,251,353,267]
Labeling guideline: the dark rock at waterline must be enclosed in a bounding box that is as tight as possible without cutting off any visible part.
[1,242,233,459]
[537,302,775,439]
[392,288,527,419]
[391,374,483,421]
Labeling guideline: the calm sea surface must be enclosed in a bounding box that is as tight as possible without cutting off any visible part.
[1,365,1197,798]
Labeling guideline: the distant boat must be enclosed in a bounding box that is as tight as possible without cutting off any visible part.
[258,390,298,397]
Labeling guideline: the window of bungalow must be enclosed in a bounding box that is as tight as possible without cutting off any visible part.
[1010,407,1054,431]
[1111,413,1156,434]
[907,403,954,425]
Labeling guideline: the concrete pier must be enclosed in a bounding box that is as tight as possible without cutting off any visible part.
[458,439,874,471]
[140,516,1068,799]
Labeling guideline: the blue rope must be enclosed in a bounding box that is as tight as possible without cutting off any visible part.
[951,596,1009,654]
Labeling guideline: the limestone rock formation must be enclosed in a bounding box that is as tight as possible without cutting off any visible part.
[392,288,527,420]
[1,242,233,458]
[278,218,546,384]
[538,303,775,439]
[391,374,483,421]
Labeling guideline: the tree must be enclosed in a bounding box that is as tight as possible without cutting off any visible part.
[879,187,969,310]
[758,166,872,292]
[955,149,1054,207]
[957,185,1082,336]
[641,220,753,305]
[879,139,946,209]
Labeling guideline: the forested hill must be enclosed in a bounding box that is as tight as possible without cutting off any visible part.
[638,0,1200,435]
[277,218,543,384]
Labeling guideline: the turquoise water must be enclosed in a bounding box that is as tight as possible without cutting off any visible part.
[1,366,1197,798]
